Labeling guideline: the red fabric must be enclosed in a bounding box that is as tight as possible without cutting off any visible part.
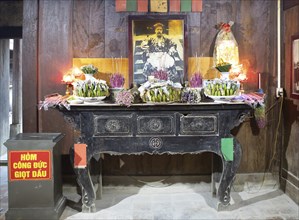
[74,143,87,168]
[137,0,148,12]
[169,0,180,12]
[192,0,202,12]
[116,0,127,12]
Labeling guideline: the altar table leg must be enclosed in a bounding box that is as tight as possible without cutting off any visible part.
[70,147,97,213]
[217,139,242,209]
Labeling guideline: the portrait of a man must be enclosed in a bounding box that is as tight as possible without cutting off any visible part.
[130,17,185,85]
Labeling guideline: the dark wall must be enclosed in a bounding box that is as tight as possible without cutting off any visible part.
[22,0,279,176]
[282,3,299,204]
[0,1,22,38]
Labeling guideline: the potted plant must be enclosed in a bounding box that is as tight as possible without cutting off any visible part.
[182,73,203,103]
[215,59,232,80]
[109,73,125,102]
[80,64,98,80]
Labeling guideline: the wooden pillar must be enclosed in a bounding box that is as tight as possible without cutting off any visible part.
[22,0,38,132]
[0,39,10,158]
[10,39,22,137]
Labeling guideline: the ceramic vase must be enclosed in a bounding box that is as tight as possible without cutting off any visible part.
[220,72,230,80]
[109,88,123,102]
[84,74,94,81]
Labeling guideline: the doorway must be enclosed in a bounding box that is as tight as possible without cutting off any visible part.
[0,39,22,164]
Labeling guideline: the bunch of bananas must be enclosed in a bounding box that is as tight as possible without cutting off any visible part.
[204,80,239,96]
[74,79,109,97]
[141,86,181,103]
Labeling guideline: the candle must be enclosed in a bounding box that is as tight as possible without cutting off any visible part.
[258,73,261,89]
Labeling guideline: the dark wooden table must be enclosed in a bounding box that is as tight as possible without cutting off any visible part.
[60,102,251,212]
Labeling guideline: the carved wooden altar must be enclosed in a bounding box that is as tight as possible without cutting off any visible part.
[60,102,251,212]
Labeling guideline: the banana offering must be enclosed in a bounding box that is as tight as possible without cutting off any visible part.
[139,80,182,103]
[204,79,240,97]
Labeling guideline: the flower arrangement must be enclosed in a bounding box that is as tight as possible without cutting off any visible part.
[115,90,134,107]
[80,64,98,75]
[152,70,169,81]
[189,73,203,88]
[74,79,109,97]
[181,87,202,103]
[110,73,125,88]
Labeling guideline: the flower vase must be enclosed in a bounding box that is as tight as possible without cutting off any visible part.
[84,74,94,81]
[220,72,230,80]
[109,88,123,102]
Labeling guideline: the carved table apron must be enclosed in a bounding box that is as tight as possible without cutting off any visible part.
[60,102,251,212]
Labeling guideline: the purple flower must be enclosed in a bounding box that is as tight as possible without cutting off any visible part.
[152,70,168,81]
[110,73,125,88]
[189,73,203,88]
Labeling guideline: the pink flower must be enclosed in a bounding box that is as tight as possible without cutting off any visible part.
[115,90,134,107]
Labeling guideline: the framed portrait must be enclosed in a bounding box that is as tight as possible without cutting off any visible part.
[291,33,299,99]
[128,15,187,85]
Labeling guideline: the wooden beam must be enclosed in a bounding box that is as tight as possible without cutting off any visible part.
[22,0,38,132]
[283,0,299,10]
[0,27,22,39]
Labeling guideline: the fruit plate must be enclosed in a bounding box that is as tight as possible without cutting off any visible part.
[145,101,175,105]
[77,96,107,103]
[206,95,237,101]
[67,99,84,104]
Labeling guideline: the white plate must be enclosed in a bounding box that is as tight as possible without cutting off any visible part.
[77,96,107,103]
[68,99,84,104]
[206,95,237,101]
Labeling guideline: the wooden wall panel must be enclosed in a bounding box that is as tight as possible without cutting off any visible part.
[73,0,105,58]
[88,0,105,57]
[23,0,279,175]
[188,13,201,57]
[104,0,131,58]
[282,5,299,203]
[199,0,217,56]
[236,0,274,172]
[72,0,90,57]
[38,0,74,154]
[0,1,23,27]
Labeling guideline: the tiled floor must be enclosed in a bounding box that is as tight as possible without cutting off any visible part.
[1,165,298,220]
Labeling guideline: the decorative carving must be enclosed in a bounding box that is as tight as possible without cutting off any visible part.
[105,119,121,132]
[180,115,218,135]
[63,113,80,130]
[94,115,132,136]
[149,118,163,132]
[149,137,163,150]
[137,115,174,135]
[230,111,251,130]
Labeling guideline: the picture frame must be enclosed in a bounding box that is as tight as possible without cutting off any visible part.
[291,33,299,99]
[128,15,187,86]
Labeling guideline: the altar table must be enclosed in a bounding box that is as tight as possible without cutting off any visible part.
[60,102,251,212]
